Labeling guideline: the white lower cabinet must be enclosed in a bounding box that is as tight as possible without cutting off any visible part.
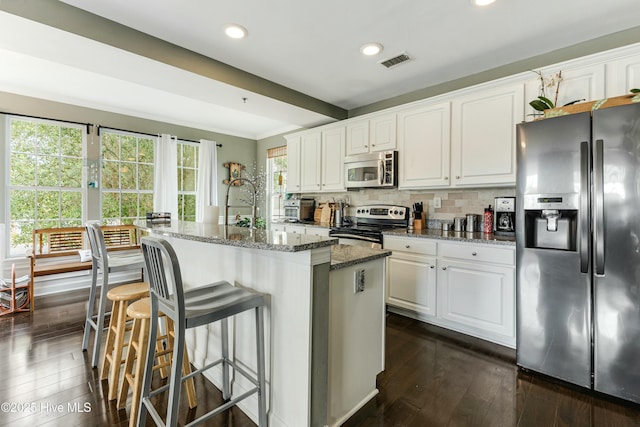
[385,236,437,317]
[385,236,515,348]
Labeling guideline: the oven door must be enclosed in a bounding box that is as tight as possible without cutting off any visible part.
[284,206,300,221]
[329,232,382,249]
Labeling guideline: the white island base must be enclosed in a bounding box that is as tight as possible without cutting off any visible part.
[140,224,387,427]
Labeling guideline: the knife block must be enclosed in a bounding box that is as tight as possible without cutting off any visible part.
[413,212,427,230]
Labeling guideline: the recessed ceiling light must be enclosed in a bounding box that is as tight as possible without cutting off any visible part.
[224,24,247,39]
[471,0,496,5]
[360,43,384,56]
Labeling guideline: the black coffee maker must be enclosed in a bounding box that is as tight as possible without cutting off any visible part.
[494,197,516,236]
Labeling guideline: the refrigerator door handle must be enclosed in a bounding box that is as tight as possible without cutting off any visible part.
[594,139,605,275]
[580,141,589,274]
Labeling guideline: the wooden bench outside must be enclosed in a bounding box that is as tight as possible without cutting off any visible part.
[29,224,141,311]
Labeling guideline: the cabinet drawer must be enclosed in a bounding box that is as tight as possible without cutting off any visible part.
[439,242,514,266]
[383,236,437,255]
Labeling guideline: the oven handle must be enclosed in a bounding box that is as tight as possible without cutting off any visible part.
[329,233,381,243]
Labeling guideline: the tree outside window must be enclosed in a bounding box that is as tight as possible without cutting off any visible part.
[177,142,198,221]
[101,131,154,225]
[7,118,84,256]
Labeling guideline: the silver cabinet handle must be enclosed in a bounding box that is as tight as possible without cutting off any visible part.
[430,265,435,269]
[442,266,447,270]
[456,175,460,179]
[444,176,448,180]
[405,245,410,248]
[472,252,477,256]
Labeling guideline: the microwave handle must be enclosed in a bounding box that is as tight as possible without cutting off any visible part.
[379,160,384,186]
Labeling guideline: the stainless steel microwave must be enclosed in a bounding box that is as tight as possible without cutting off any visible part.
[344,151,397,189]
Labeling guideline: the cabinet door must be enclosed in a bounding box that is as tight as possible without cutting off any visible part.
[370,114,397,152]
[306,226,330,237]
[397,103,451,189]
[608,55,640,96]
[387,252,437,317]
[346,120,369,156]
[299,132,322,192]
[321,127,345,191]
[286,136,301,193]
[438,259,514,338]
[286,225,307,234]
[451,84,523,186]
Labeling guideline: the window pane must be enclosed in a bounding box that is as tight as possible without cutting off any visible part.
[61,157,83,187]
[10,221,34,250]
[102,133,119,160]
[10,120,36,153]
[120,162,136,190]
[121,136,137,161]
[37,124,60,156]
[37,219,60,230]
[140,194,153,217]
[61,191,82,219]
[10,190,36,220]
[10,153,36,186]
[138,164,154,190]
[38,156,61,187]
[183,195,196,220]
[102,160,120,189]
[38,191,60,220]
[102,192,120,219]
[183,145,196,168]
[121,193,139,218]
[138,138,154,163]
[61,127,82,157]
[183,169,196,191]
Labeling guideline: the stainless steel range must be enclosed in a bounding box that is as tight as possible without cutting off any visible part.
[329,204,410,249]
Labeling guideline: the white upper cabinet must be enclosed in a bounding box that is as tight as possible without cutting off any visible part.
[285,135,301,193]
[397,102,451,189]
[299,131,322,192]
[450,83,524,187]
[346,113,397,156]
[524,64,606,120]
[607,55,640,96]
[320,126,346,191]
[288,126,345,193]
[345,120,369,155]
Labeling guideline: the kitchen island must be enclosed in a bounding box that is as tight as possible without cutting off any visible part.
[135,221,390,427]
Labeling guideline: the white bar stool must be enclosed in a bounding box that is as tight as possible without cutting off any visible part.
[138,236,267,427]
[82,222,145,368]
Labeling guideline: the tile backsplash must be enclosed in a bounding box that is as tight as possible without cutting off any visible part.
[305,186,515,224]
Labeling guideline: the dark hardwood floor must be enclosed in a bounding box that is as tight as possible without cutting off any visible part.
[1,291,640,426]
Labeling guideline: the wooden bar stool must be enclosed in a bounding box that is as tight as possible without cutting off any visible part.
[117,297,196,427]
[138,236,267,427]
[101,281,149,401]
[82,222,145,368]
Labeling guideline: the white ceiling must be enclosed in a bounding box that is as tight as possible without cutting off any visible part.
[1,0,639,139]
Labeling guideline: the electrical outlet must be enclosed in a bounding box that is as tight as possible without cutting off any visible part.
[354,269,365,293]
[433,197,442,209]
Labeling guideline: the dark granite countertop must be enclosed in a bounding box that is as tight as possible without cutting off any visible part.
[330,244,391,271]
[135,220,337,252]
[383,228,516,246]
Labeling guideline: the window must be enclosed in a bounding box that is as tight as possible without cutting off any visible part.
[177,141,198,221]
[267,146,287,220]
[7,117,85,256]
[101,130,154,225]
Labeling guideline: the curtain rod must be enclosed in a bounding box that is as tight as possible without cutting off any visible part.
[2,111,93,133]
[97,125,222,147]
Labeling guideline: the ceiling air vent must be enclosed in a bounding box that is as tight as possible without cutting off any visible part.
[379,52,412,69]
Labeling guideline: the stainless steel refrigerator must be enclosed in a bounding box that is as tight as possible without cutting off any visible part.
[516,102,640,404]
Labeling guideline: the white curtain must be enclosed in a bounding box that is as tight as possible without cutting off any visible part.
[153,134,178,219]
[196,139,219,222]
